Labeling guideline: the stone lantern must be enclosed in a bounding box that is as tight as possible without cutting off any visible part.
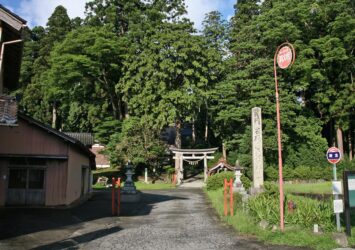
[233,160,246,195]
[121,161,141,202]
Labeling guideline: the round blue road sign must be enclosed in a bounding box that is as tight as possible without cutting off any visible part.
[327,147,341,164]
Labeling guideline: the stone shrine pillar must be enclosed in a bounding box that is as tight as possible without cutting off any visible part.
[175,153,183,185]
[251,107,264,189]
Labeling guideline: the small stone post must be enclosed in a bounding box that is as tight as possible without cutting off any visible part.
[252,107,264,189]
[144,168,148,183]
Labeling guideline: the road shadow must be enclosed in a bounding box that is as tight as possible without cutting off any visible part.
[30,226,121,250]
[0,190,187,241]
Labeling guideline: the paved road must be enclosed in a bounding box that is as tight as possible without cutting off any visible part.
[0,189,309,250]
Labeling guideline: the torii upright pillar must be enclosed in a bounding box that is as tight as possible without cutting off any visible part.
[203,153,208,182]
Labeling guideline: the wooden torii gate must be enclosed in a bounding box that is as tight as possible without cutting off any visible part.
[170,147,218,185]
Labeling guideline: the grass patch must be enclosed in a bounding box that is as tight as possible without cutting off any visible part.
[205,188,339,250]
[135,182,175,190]
[283,182,332,194]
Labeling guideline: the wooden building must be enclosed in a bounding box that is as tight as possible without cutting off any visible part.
[0,6,96,207]
[0,113,96,206]
[64,133,110,169]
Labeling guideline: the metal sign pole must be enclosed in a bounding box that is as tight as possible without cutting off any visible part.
[327,147,342,232]
[333,163,341,232]
[273,42,295,231]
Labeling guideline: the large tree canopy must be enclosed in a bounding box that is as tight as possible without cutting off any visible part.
[212,0,354,168]
[43,26,126,131]
[16,0,354,168]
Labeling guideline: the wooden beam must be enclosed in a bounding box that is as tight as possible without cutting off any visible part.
[169,147,218,154]
[173,156,214,160]
[0,154,68,159]
[0,9,25,31]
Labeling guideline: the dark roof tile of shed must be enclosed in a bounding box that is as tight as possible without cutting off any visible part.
[64,132,94,147]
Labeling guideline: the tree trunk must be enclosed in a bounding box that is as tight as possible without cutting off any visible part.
[222,143,227,160]
[52,103,57,129]
[329,119,335,146]
[123,101,129,119]
[192,117,196,145]
[204,123,208,142]
[175,120,182,149]
[349,129,353,161]
[337,127,344,158]
[204,102,208,142]
[110,93,122,120]
[102,72,122,120]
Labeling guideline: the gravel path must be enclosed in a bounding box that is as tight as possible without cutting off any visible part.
[81,189,307,250]
[0,188,310,250]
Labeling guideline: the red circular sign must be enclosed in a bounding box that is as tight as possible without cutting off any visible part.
[277,46,293,69]
[326,147,342,164]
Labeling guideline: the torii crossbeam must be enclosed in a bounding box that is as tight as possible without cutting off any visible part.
[170,147,218,185]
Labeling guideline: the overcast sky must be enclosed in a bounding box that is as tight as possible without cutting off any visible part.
[1,0,235,30]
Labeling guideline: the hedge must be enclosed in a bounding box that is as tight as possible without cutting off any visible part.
[206,171,251,191]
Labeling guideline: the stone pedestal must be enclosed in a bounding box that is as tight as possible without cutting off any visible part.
[121,191,141,203]
[121,162,141,203]
[251,107,264,189]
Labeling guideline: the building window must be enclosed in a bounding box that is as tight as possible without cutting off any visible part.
[28,169,44,189]
[8,168,27,188]
[8,168,45,189]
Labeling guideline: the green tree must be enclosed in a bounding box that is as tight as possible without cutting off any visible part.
[20,6,73,127]
[200,11,229,144]
[108,117,166,169]
[43,26,126,131]
[213,0,339,168]
[202,11,229,55]
[84,0,144,35]
[121,21,223,148]
[18,26,45,89]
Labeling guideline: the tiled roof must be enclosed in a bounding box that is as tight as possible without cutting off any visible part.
[64,132,94,147]
[0,95,17,125]
[208,158,235,173]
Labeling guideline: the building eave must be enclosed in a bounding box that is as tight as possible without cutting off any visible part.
[18,113,96,165]
[0,4,27,31]
[0,154,68,160]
